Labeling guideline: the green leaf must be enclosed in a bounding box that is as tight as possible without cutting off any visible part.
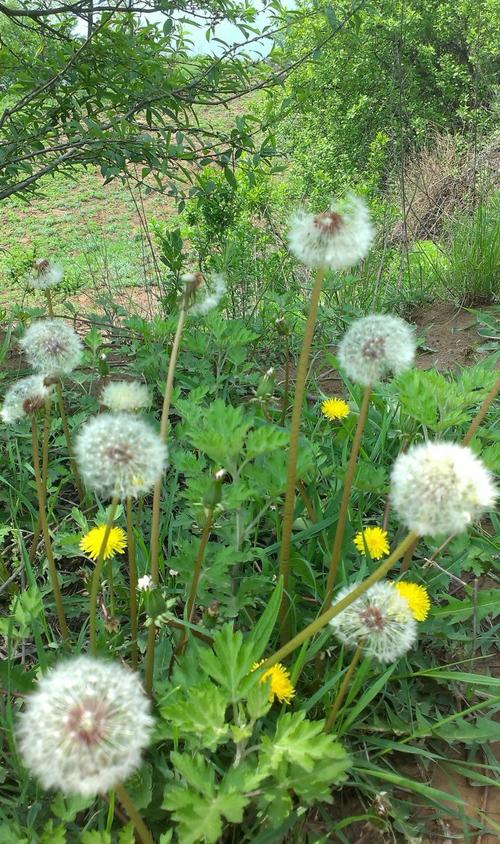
[199,623,254,702]
[118,825,135,844]
[51,793,94,823]
[246,578,283,661]
[42,821,66,844]
[245,426,289,458]
[433,590,500,622]
[160,683,230,749]
[260,711,351,777]
[80,833,112,844]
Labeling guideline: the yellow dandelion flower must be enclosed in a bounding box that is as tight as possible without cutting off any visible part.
[321,397,350,421]
[393,582,431,622]
[79,525,127,562]
[354,526,390,560]
[252,661,295,705]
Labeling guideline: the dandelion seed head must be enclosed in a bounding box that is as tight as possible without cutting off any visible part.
[393,581,431,621]
[322,397,350,421]
[75,413,168,500]
[189,273,226,316]
[338,314,415,386]
[353,526,390,560]
[391,442,496,536]
[27,259,64,290]
[79,525,127,561]
[19,320,83,377]
[137,574,153,591]
[1,375,53,424]
[252,661,295,704]
[17,656,153,796]
[288,194,374,270]
[100,381,150,413]
[329,581,417,663]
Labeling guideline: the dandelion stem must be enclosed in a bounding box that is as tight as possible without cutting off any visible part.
[126,497,138,669]
[278,265,326,643]
[31,416,69,642]
[89,496,119,654]
[324,641,364,733]
[107,559,115,616]
[462,377,500,446]
[45,289,54,317]
[145,292,189,695]
[400,535,419,573]
[175,507,215,657]
[280,334,290,426]
[56,380,85,504]
[115,783,153,844]
[262,530,418,670]
[323,384,372,609]
[29,397,51,564]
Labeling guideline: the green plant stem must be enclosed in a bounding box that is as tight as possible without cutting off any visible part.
[324,642,364,733]
[280,335,290,426]
[29,397,52,564]
[145,296,189,696]
[107,559,115,616]
[126,497,138,669]
[262,530,418,670]
[186,507,215,623]
[114,783,153,844]
[31,416,69,642]
[462,376,500,446]
[400,535,419,574]
[323,384,372,610]
[278,266,326,642]
[56,380,85,504]
[89,496,119,654]
[45,289,54,316]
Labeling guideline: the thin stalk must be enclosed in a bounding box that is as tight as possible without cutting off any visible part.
[114,783,153,844]
[324,642,364,733]
[280,335,290,426]
[278,266,326,642]
[400,535,419,574]
[31,416,69,642]
[126,497,138,669]
[298,480,318,523]
[107,559,115,616]
[462,377,500,446]
[175,508,215,658]
[262,531,418,670]
[29,397,52,564]
[89,497,119,654]
[145,295,189,696]
[45,289,54,317]
[56,381,85,503]
[323,385,372,609]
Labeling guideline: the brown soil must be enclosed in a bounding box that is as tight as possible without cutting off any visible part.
[412,302,486,370]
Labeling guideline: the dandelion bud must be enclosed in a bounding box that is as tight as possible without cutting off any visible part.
[338,314,415,386]
[100,380,150,413]
[391,442,497,536]
[189,273,226,316]
[19,319,83,377]
[329,581,417,663]
[17,656,153,797]
[288,194,374,270]
[1,375,52,424]
[137,574,153,591]
[74,413,168,500]
[27,259,64,290]
[203,469,226,508]
[275,317,289,336]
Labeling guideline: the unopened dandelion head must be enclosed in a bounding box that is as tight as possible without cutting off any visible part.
[137,574,153,591]
[338,314,415,386]
[27,259,64,290]
[17,655,153,796]
[329,581,417,663]
[188,273,226,316]
[288,194,374,270]
[391,441,496,536]
[75,412,168,500]
[100,380,150,413]
[1,375,53,424]
[252,660,295,704]
[19,320,83,377]
[393,581,431,621]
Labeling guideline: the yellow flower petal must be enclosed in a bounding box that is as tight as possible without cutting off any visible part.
[252,660,295,705]
[393,582,431,621]
[354,526,390,560]
[79,525,127,562]
[321,397,350,421]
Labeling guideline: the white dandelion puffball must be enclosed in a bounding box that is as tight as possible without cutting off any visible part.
[330,581,417,663]
[17,656,153,796]
[27,259,64,290]
[288,194,374,270]
[188,273,226,316]
[137,574,153,591]
[75,412,168,500]
[338,314,415,386]
[100,380,150,413]
[391,441,497,536]
[1,375,53,424]
[19,320,83,377]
